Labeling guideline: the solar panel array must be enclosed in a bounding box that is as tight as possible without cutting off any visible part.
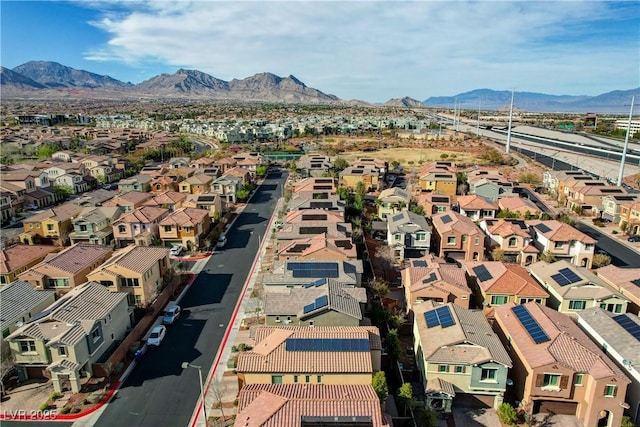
[551,268,581,287]
[302,295,330,314]
[424,306,456,328]
[303,278,327,288]
[412,260,428,267]
[432,197,449,203]
[632,279,640,288]
[288,262,339,278]
[472,265,493,282]
[535,223,552,233]
[422,273,438,284]
[285,338,370,352]
[301,214,328,221]
[441,215,452,224]
[511,305,550,344]
[299,227,327,235]
[392,213,405,222]
[612,315,640,341]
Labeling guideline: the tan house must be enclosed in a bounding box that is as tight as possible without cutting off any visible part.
[463,261,549,310]
[416,193,452,215]
[376,187,410,220]
[236,384,389,427]
[431,212,485,262]
[479,218,539,266]
[402,255,471,311]
[456,195,498,221]
[236,326,381,388]
[20,203,84,245]
[339,165,382,192]
[276,234,357,261]
[4,282,131,394]
[493,302,630,427]
[102,190,153,212]
[87,245,171,306]
[620,201,640,236]
[178,173,213,195]
[529,220,595,268]
[293,177,336,194]
[284,208,344,224]
[183,193,223,220]
[149,175,178,193]
[158,207,211,250]
[498,197,542,218]
[418,163,457,196]
[593,265,640,314]
[18,243,113,294]
[112,206,170,248]
[143,191,188,211]
[565,184,627,216]
[0,244,59,285]
[0,280,56,338]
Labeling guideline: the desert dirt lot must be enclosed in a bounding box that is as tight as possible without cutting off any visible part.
[337,147,476,166]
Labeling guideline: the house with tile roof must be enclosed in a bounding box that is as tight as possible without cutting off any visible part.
[276,234,357,261]
[590,265,640,314]
[493,302,630,427]
[528,220,596,268]
[576,308,640,424]
[565,183,628,216]
[275,222,352,241]
[468,177,515,201]
[339,165,383,192]
[293,177,337,195]
[143,190,188,211]
[178,173,213,195]
[431,211,485,263]
[0,280,56,338]
[601,194,640,225]
[497,196,542,218]
[264,278,367,327]
[620,201,640,236]
[18,243,113,295]
[0,244,60,285]
[456,195,498,221]
[87,245,171,306]
[479,218,539,266]
[4,282,131,394]
[158,207,211,250]
[149,175,178,193]
[416,193,452,215]
[402,255,471,311]
[70,189,118,208]
[528,260,628,315]
[20,202,84,245]
[69,206,123,246]
[386,210,431,260]
[102,190,153,212]
[413,301,512,412]
[117,173,153,193]
[464,261,549,311]
[262,259,364,289]
[287,193,345,212]
[376,187,410,220]
[418,163,457,196]
[236,326,382,388]
[211,174,244,204]
[112,206,170,248]
[284,208,345,224]
[295,154,333,178]
[235,384,390,427]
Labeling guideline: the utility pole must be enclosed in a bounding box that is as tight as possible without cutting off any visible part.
[505,89,515,153]
[617,96,635,186]
[476,99,482,136]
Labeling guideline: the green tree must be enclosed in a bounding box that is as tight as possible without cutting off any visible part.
[333,157,349,172]
[37,143,59,159]
[497,403,518,426]
[519,172,541,184]
[622,416,634,427]
[256,165,268,177]
[367,278,390,298]
[592,253,612,268]
[409,203,425,216]
[396,383,414,416]
[385,328,401,361]
[52,184,73,200]
[539,250,556,263]
[372,371,388,402]
[236,188,250,201]
[414,407,437,427]
[492,248,505,261]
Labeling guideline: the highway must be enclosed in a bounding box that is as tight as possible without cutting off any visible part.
[86,171,284,427]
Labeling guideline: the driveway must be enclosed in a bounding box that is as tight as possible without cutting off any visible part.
[452,407,500,427]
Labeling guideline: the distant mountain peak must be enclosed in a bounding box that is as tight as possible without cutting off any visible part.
[384,96,425,108]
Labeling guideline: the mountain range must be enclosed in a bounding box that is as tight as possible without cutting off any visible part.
[1,61,637,113]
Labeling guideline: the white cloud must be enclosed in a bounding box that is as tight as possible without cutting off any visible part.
[82,1,640,101]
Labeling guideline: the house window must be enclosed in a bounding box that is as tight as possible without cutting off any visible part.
[574,374,583,386]
[480,368,497,382]
[293,375,298,383]
[474,237,480,245]
[118,225,126,233]
[79,224,88,232]
[317,375,322,383]
[271,375,283,384]
[554,241,564,249]
[455,365,465,374]
[568,300,586,311]
[134,295,143,306]
[542,373,560,388]
[121,278,140,287]
[46,224,54,231]
[395,234,401,241]
[461,235,467,243]
[305,375,311,383]
[604,385,617,397]
[164,225,172,232]
[447,236,456,245]
[20,340,36,352]
[91,329,101,343]
[491,295,509,306]
[100,281,114,287]
[508,237,518,247]
[438,365,448,373]
[48,278,70,288]
[416,233,427,241]
[58,346,67,356]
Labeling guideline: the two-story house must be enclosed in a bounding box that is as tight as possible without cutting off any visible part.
[179,173,213,195]
[183,193,223,220]
[386,211,431,260]
[261,259,363,290]
[20,202,84,245]
[295,154,333,177]
[413,301,512,412]
[112,206,170,248]
[528,260,628,315]
[158,207,211,250]
[339,165,382,192]
[497,197,542,219]
[418,163,457,196]
[529,220,596,268]
[596,265,640,314]
[87,245,171,306]
[416,193,452,216]
[468,177,514,201]
[117,174,152,193]
[0,245,60,285]
[211,174,244,204]
[376,187,410,220]
[276,234,357,261]
[4,282,131,393]
[479,218,539,266]
[493,302,630,427]
[102,190,153,212]
[142,191,188,212]
[456,195,498,221]
[431,212,484,263]
[0,280,56,338]
[149,175,178,193]
[69,206,124,246]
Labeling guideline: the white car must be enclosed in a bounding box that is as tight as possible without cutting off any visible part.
[169,245,184,257]
[147,325,166,346]
[162,304,181,325]
[216,235,227,248]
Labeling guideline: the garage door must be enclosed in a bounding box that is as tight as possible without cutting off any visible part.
[534,400,578,415]
[453,393,494,409]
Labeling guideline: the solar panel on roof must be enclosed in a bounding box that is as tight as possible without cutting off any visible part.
[301,214,328,221]
[315,295,329,309]
[392,213,404,222]
[313,278,327,287]
[288,261,340,278]
[413,260,428,267]
[535,223,551,233]
[435,306,455,328]
[472,265,493,282]
[422,273,437,284]
[424,310,439,328]
[285,338,369,352]
[441,215,452,224]
[304,282,315,289]
[551,268,581,286]
[633,279,640,287]
[613,315,640,341]
[432,197,449,203]
[303,303,316,314]
[511,304,550,344]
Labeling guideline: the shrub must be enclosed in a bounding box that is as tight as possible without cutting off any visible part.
[236,343,253,352]
[372,371,388,402]
[83,399,91,405]
[622,416,634,427]
[59,407,71,414]
[611,230,618,234]
[39,403,50,411]
[497,403,518,426]
[71,406,81,414]
[49,391,60,401]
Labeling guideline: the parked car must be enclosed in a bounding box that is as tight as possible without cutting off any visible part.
[162,304,181,324]
[169,245,184,257]
[216,234,227,248]
[147,325,167,346]
[628,235,640,243]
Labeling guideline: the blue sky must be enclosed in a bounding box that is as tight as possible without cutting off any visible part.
[1,1,639,102]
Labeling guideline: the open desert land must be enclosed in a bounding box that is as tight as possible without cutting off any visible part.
[337,147,476,166]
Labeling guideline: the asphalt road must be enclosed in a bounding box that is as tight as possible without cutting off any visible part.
[86,171,286,427]
[574,223,640,268]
